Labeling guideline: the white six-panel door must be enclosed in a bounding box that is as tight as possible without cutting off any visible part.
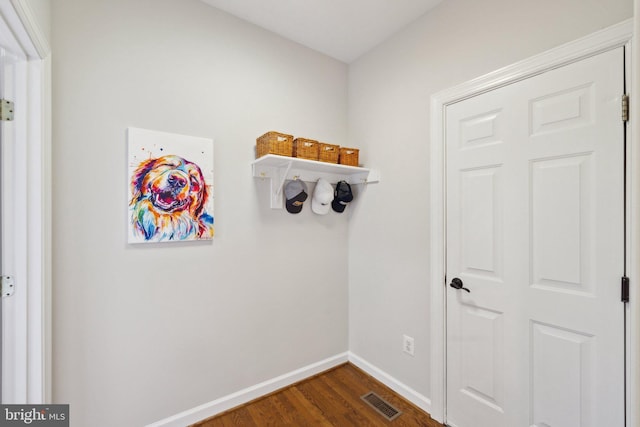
[445,47,625,427]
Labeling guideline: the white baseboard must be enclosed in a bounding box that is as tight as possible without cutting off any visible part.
[145,352,349,427]
[348,352,432,414]
[146,351,432,426]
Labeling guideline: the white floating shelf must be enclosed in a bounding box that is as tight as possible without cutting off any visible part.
[252,154,380,209]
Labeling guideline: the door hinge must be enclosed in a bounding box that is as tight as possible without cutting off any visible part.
[622,94,629,122]
[1,275,15,297]
[0,99,14,121]
[621,276,629,303]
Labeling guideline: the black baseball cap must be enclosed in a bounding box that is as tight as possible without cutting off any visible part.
[331,181,353,213]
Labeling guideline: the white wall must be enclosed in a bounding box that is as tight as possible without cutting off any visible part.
[51,1,349,425]
[50,0,636,424]
[348,0,632,402]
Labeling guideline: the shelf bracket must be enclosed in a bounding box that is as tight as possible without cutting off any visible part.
[271,161,293,209]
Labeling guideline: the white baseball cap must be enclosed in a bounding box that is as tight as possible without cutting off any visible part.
[311,178,333,215]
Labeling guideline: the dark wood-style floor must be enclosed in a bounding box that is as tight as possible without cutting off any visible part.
[192,363,444,426]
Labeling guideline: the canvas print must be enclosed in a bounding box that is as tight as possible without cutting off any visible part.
[127,127,214,243]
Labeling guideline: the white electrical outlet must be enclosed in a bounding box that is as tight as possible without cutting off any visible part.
[403,335,415,356]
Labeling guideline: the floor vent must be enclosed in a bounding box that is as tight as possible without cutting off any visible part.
[361,391,402,421]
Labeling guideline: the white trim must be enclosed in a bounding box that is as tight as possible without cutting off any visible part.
[41,54,51,404]
[25,55,46,404]
[145,351,435,427]
[0,0,49,404]
[9,0,49,59]
[2,48,29,404]
[145,353,349,427]
[630,4,640,427]
[429,19,634,425]
[429,89,446,423]
[347,352,431,413]
[10,0,51,59]
[433,19,633,105]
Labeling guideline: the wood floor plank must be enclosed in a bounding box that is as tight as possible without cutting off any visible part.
[245,395,283,426]
[285,386,332,426]
[319,372,386,426]
[335,364,438,426]
[267,390,304,425]
[294,381,347,425]
[191,363,444,427]
[331,370,409,426]
[273,388,324,426]
[225,407,257,427]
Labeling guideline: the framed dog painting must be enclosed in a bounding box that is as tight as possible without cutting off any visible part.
[127,127,214,243]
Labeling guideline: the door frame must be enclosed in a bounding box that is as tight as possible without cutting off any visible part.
[429,19,635,425]
[0,0,50,403]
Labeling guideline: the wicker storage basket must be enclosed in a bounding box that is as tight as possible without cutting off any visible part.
[339,147,359,166]
[293,138,319,160]
[318,143,340,163]
[256,131,293,158]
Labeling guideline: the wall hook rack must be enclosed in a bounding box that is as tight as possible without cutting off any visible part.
[252,154,380,209]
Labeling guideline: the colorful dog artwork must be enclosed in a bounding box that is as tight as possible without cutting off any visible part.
[127,128,214,243]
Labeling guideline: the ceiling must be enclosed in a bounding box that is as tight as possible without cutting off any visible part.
[200,0,444,63]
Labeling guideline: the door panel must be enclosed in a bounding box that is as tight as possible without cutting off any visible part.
[446,47,624,427]
[460,305,504,408]
[460,166,502,279]
[531,154,593,294]
[531,321,593,427]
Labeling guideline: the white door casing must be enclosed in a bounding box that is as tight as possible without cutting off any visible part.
[445,47,624,427]
[0,0,50,404]
[429,20,635,427]
[0,43,26,404]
